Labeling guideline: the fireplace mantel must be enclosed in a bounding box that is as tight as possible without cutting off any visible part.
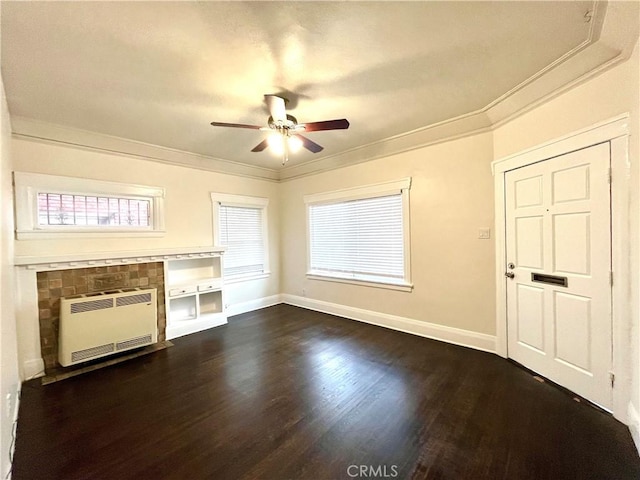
[15,246,225,272]
[14,245,225,379]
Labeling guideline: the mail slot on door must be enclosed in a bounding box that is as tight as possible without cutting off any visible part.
[531,273,568,287]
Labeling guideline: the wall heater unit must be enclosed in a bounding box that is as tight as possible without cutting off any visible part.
[58,288,158,367]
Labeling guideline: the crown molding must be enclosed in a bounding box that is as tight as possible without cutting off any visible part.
[11,117,280,182]
[10,1,638,183]
[279,110,493,181]
[280,1,637,180]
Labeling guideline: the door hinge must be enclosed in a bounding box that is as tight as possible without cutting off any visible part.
[609,371,615,388]
[610,271,614,287]
[608,168,612,184]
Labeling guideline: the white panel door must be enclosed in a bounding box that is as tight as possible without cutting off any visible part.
[505,142,612,409]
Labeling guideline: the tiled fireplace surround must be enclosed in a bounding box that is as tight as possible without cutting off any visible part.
[15,247,222,378]
[37,263,166,372]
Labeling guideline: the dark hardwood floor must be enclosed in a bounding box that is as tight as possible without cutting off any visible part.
[12,304,640,479]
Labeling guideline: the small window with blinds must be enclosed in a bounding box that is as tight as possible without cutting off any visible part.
[305,178,412,291]
[211,193,270,282]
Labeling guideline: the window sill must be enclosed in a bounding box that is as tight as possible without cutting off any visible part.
[16,229,166,240]
[224,271,271,285]
[306,273,413,292]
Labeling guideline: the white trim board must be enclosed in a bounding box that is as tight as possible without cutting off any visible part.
[629,402,640,452]
[491,114,630,173]
[15,246,225,271]
[492,115,633,427]
[281,294,496,354]
[166,315,228,341]
[4,383,21,480]
[225,295,282,318]
[23,358,45,381]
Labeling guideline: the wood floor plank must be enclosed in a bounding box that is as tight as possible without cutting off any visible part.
[12,304,640,479]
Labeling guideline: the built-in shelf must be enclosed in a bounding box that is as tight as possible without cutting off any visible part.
[167,257,221,287]
[199,290,223,316]
[164,254,226,340]
[168,295,198,322]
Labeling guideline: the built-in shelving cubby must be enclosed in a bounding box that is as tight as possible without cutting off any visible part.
[164,249,226,339]
[169,295,198,323]
[199,290,223,316]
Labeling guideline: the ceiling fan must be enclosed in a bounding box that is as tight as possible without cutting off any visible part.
[210,95,349,164]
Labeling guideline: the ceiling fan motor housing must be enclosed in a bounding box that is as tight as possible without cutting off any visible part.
[268,114,303,134]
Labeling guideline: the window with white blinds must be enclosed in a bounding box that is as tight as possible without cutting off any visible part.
[305,178,412,290]
[211,193,270,282]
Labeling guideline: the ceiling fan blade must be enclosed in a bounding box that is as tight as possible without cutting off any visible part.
[210,121,262,129]
[297,135,324,153]
[265,95,287,122]
[301,119,350,132]
[251,139,269,152]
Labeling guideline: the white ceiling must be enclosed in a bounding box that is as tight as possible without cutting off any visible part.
[1,1,637,178]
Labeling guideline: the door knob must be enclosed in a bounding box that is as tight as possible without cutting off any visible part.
[505,272,515,279]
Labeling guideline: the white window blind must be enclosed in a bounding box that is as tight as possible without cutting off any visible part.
[219,204,266,278]
[308,194,405,284]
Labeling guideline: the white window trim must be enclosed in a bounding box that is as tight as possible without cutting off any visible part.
[13,172,165,239]
[304,178,413,291]
[210,192,270,283]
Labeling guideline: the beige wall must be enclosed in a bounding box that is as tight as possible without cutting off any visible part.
[280,132,497,335]
[0,74,20,478]
[11,138,281,308]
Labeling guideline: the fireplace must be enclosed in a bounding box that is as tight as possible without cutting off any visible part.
[14,247,224,380]
[36,263,165,372]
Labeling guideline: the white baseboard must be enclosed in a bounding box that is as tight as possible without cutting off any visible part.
[12,384,20,423]
[22,358,45,381]
[2,383,20,480]
[281,294,496,353]
[10,383,21,474]
[166,313,228,340]
[226,295,282,318]
[628,402,640,454]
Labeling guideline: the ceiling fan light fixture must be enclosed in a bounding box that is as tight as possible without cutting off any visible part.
[267,132,285,155]
[288,135,303,153]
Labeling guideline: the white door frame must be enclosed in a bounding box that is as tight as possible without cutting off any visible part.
[492,114,631,423]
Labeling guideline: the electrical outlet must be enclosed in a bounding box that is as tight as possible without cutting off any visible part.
[478,228,491,239]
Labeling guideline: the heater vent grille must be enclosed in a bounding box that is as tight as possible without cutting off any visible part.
[116,293,152,307]
[116,335,153,351]
[71,343,114,363]
[60,288,158,367]
[70,298,113,314]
